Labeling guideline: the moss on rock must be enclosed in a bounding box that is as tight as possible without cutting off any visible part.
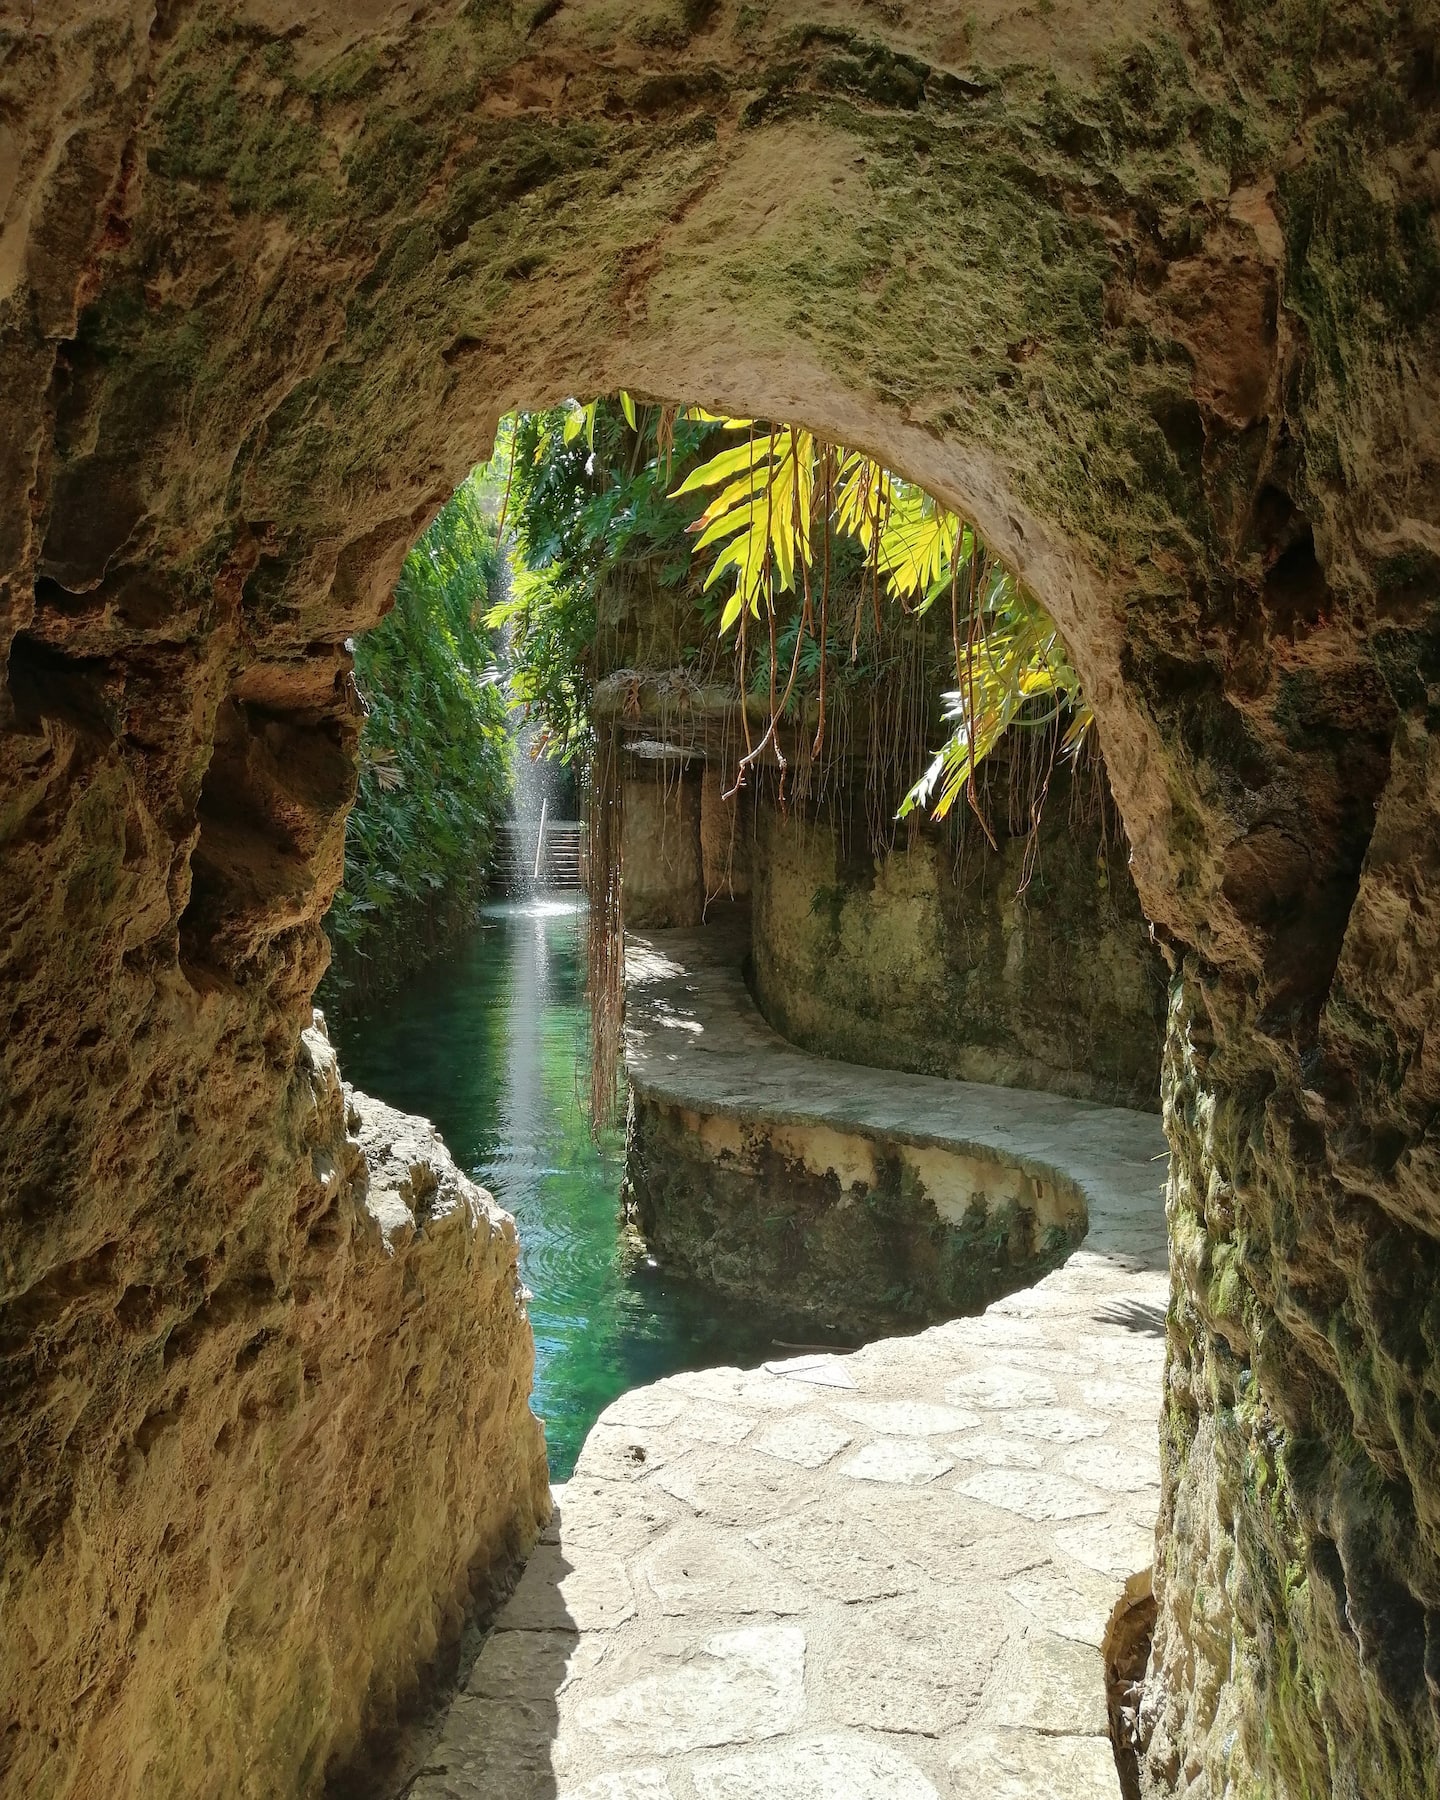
[4,2,1440,1796]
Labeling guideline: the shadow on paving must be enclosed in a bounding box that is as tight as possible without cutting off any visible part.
[401,1504,574,1800]
[1094,1300,1167,1338]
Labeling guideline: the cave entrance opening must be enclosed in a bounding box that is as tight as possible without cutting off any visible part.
[315,393,1174,1799]
[8,11,1430,1794]
[323,393,1168,1479]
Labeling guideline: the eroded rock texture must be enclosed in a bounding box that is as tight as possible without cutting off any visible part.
[2,998,548,1797]
[2,2,1438,1797]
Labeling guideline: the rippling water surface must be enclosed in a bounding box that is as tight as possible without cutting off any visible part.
[332,898,783,1479]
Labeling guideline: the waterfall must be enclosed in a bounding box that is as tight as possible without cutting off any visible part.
[493,536,583,897]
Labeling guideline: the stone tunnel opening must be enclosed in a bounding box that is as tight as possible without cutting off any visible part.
[306,394,1176,1796]
[4,7,1438,1800]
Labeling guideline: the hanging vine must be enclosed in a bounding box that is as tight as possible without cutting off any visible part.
[585,721,626,1128]
[670,415,1093,823]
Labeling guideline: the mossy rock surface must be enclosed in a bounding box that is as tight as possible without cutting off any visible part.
[3,4,1439,1797]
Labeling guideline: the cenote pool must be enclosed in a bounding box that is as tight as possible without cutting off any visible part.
[331,897,789,1480]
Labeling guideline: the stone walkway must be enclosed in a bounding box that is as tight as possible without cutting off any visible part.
[407,928,1169,1800]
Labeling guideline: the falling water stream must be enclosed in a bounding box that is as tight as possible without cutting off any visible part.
[332,895,785,1479]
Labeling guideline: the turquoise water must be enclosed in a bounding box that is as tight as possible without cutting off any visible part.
[331,898,784,1480]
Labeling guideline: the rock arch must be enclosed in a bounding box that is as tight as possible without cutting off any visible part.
[3,4,1437,1796]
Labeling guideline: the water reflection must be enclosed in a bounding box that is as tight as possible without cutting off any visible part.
[333,897,782,1479]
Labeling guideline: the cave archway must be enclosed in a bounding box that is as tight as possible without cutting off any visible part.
[4,6,1437,1798]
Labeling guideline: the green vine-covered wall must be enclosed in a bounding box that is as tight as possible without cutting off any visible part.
[323,474,510,1005]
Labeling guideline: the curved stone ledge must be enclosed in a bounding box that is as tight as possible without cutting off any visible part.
[622,919,1167,1331]
[402,927,1170,1798]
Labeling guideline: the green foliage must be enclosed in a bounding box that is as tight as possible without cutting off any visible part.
[501,397,1092,826]
[490,401,719,759]
[673,422,823,626]
[486,557,597,764]
[327,472,511,983]
[674,415,1092,816]
[899,568,1090,822]
[675,421,966,624]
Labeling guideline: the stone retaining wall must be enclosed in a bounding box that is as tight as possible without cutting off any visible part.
[623,922,1160,1338]
[628,1094,1087,1334]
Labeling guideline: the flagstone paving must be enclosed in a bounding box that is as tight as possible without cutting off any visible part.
[407,928,1169,1800]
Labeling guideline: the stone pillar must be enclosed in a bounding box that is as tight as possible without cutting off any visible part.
[621,759,705,928]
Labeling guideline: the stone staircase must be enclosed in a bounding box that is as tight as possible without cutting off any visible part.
[493,819,585,892]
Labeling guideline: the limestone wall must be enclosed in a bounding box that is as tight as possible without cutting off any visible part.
[2,1013,549,1799]
[620,761,705,928]
[5,5,1440,1797]
[628,1094,1087,1334]
[751,780,1166,1110]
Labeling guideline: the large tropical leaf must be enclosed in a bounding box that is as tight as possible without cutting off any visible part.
[875,489,963,606]
[899,570,1092,820]
[674,425,817,628]
[327,467,512,975]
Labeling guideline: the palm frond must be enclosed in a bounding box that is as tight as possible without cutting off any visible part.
[673,426,817,629]
[899,576,1091,820]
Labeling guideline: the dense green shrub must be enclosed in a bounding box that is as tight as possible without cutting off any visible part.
[324,471,510,1000]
